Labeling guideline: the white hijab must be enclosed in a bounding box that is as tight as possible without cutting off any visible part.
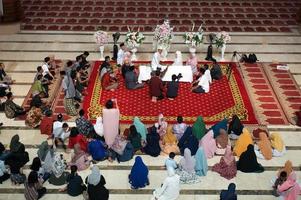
[87,165,101,186]
[173,51,183,66]
[94,117,104,136]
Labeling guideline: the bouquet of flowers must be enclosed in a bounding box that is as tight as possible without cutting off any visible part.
[153,19,174,48]
[183,24,204,47]
[214,31,231,48]
[94,30,109,46]
[125,27,145,49]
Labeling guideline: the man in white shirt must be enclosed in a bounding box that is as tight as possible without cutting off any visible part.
[191,68,210,93]
[204,64,212,84]
[42,57,54,80]
[117,43,126,66]
[151,47,166,71]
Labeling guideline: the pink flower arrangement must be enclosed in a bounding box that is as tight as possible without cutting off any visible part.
[153,20,174,44]
[214,31,231,48]
[94,31,109,46]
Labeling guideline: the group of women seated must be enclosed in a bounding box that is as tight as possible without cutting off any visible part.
[1,107,299,200]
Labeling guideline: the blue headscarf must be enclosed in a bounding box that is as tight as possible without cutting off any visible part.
[129,156,149,189]
[220,183,237,200]
[210,118,228,138]
[194,147,208,176]
[133,117,147,140]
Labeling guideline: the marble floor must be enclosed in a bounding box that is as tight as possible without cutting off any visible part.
[0,23,301,199]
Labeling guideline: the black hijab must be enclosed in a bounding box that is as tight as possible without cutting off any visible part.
[237,144,263,173]
[143,126,161,157]
[228,115,244,136]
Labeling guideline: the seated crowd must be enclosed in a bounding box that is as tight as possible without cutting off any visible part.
[1,108,299,200]
[0,48,300,200]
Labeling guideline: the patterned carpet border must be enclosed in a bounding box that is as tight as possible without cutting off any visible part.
[83,61,258,124]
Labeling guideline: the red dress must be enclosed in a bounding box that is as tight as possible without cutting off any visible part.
[68,134,88,152]
[149,76,165,97]
[39,116,53,136]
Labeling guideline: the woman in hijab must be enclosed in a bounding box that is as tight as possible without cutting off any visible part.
[86,166,109,200]
[127,125,142,152]
[103,99,120,147]
[37,140,51,162]
[24,171,47,200]
[192,116,206,140]
[128,156,149,189]
[133,116,147,141]
[220,183,237,200]
[237,144,264,173]
[176,148,199,184]
[160,126,180,155]
[270,132,286,157]
[30,157,50,182]
[152,167,180,200]
[93,116,104,137]
[48,153,69,186]
[277,172,301,200]
[215,129,229,155]
[172,51,183,66]
[212,145,237,180]
[143,126,161,157]
[68,127,88,152]
[194,147,208,176]
[199,130,217,159]
[233,128,253,157]
[111,135,134,162]
[9,134,23,153]
[178,127,199,156]
[210,118,228,138]
[254,132,272,160]
[228,115,244,140]
[156,114,168,138]
[172,116,187,140]
[68,143,90,171]
[5,141,29,184]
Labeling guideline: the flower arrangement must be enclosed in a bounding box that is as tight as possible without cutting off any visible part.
[214,31,231,48]
[94,30,109,46]
[183,24,204,47]
[153,19,174,48]
[125,27,145,49]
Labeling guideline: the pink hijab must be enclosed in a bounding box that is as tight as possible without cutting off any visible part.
[179,148,196,173]
[223,145,235,165]
[199,130,217,159]
[156,113,168,137]
[278,172,301,200]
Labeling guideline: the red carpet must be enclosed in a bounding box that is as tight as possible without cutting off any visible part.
[83,61,258,124]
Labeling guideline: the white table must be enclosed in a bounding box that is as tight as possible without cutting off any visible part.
[162,65,193,83]
[138,65,193,83]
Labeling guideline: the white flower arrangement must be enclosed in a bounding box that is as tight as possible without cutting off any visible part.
[214,31,231,48]
[94,30,109,46]
[125,27,145,49]
[153,19,174,49]
[183,24,204,47]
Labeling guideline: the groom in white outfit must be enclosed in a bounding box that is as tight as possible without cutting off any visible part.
[151,47,167,72]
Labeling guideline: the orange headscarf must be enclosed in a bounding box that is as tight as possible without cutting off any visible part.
[233,128,253,157]
[162,126,177,145]
[283,160,293,175]
[258,132,272,160]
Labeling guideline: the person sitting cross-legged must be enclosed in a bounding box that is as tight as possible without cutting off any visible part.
[101,68,119,91]
[191,68,210,94]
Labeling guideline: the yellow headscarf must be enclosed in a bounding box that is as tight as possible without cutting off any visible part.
[270,132,284,152]
[258,132,272,160]
[162,126,177,145]
[233,128,253,157]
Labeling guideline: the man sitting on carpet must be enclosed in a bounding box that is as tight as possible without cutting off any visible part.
[4,92,26,118]
[125,65,144,90]
[211,60,223,81]
[99,56,112,80]
[166,74,182,100]
[101,68,119,91]
[149,70,165,102]
[191,68,210,94]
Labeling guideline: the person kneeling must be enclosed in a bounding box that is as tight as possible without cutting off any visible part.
[166,74,182,100]
[149,70,165,102]
[101,69,118,91]
[191,68,209,94]
[125,65,144,90]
